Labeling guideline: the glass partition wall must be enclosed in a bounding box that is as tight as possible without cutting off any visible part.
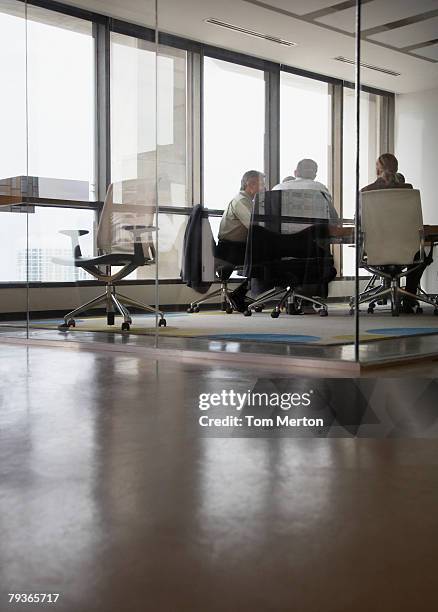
[0,0,28,335]
[25,1,159,346]
[6,0,432,367]
[357,0,438,363]
[155,0,360,361]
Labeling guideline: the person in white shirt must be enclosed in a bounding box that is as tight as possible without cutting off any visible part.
[272,158,338,310]
[274,158,330,194]
[274,158,338,225]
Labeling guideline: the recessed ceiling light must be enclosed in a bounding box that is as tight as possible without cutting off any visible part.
[205,18,297,47]
[333,56,400,76]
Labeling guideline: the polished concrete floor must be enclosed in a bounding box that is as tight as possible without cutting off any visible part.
[1,344,438,611]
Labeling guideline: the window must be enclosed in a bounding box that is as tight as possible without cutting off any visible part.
[342,88,379,275]
[280,72,331,189]
[343,88,379,219]
[110,33,156,187]
[203,57,265,209]
[0,207,95,283]
[157,46,190,207]
[111,33,189,207]
[0,4,96,283]
[27,5,96,200]
[0,3,26,181]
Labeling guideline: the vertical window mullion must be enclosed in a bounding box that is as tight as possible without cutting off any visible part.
[188,50,202,205]
[95,19,110,201]
[265,65,280,189]
[331,81,343,277]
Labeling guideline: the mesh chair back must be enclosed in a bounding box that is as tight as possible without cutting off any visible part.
[245,190,335,291]
[97,179,156,255]
[360,189,423,266]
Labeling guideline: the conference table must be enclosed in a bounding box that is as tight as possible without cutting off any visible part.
[329,224,438,244]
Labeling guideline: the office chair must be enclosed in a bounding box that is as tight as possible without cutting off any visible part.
[348,274,389,314]
[58,179,166,331]
[351,189,438,317]
[242,261,330,318]
[187,240,247,314]
[243,189,336,318]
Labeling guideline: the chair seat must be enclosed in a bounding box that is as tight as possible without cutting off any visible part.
[74,253,149,267]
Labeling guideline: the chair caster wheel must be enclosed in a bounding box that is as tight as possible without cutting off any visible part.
[158,318,167,327]
[416,306,423,314]
[107,312,115,325]
[254,305,263,313]
[287,304,302,315]
[225,306,233,314]
[349,308,354,315]
[367,307,374,314]
[271,310,280,319]
[319,309,328,317]
[121,322,130,331]
[243,309,252,317]
[58,319,75,331]
[187,306,194,313]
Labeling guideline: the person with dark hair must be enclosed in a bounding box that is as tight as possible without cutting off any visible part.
[274,158,331,195]
[361,153,431,313]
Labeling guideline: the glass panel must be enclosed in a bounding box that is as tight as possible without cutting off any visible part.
[27,207,95,282]
[154,0,360,361]
[157,46,190,207]
[342,89,378,280]
[203,57,265,210]
[358,0,438,363]
[0,0,28,338]
[24,3,158,344]
[280,73,331,188]
[27,5,95,200]
[111,32,156,186]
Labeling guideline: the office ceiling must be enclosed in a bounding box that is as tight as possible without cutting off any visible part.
[56,0,438,93]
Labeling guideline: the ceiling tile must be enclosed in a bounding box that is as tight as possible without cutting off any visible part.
[316,0,438,34]
[254,0,347,17]
[414,43,438,61]
[369,15,438,48]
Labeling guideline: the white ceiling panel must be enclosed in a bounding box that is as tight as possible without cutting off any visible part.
[316,0,438,34]
[414,43,438,61]
[254,0,347,17]
[369,16,438,48]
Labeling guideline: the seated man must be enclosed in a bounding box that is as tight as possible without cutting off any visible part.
[270,158,338,310]
[361,153,431,313]
[217,170,265,311]
[274,158,338,222]
[274,158,329,193]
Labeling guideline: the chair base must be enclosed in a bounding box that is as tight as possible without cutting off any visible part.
[187,280,235,314]
[58,283,166,332]
[351,277,438,317]
[243,286,328,318]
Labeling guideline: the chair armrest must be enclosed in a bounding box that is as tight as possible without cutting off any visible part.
[122,224,157,241]
[59,230,89,258]
[59,230,89,238]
